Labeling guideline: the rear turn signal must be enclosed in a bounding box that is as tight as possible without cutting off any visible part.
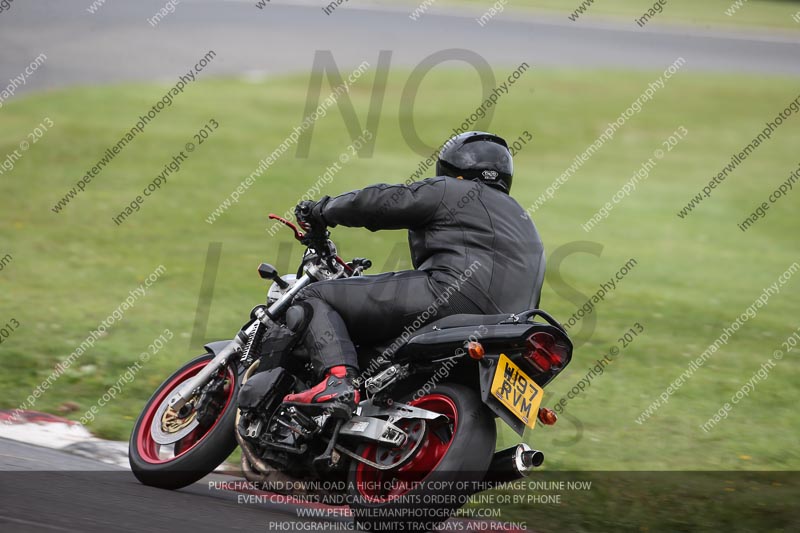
[467,341,485,360]
[538,407,558,425]
[523,332,566,372]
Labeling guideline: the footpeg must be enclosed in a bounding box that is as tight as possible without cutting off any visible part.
[283,401,354,420]
[313,419,344,470]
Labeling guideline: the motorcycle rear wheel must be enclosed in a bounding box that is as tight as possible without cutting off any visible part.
[347,383,496,532]
[129,353,240,490]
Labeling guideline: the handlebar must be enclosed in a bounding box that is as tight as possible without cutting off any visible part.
[268,213,353,274]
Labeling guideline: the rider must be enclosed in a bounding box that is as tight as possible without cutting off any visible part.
[282,131,545,410]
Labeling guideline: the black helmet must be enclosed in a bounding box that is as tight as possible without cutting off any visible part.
[436,131,514,192]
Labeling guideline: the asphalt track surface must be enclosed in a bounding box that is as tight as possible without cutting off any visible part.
[0,438,359,532]
[1,0,799,101]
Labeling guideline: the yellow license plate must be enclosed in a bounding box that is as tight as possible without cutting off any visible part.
[491,354,544,430]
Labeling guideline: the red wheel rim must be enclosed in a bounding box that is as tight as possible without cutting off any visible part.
[354,394,458,503]
[135,360,235,464]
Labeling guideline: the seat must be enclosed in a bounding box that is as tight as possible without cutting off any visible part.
[361,313,516,362]
[415,313,514,332]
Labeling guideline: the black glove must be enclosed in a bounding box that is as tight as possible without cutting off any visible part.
[295,196,331,230]
[294,200,315,230]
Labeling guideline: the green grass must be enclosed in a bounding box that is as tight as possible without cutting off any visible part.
[1,65,799,481]
[438,0,800,30]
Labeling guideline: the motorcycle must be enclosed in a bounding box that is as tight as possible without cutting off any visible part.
[129,212,573,532]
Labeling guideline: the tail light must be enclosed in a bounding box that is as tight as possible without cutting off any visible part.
[523,332,566,372]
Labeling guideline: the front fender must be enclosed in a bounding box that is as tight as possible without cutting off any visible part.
[204,340,248,377]
[204,340,234,356]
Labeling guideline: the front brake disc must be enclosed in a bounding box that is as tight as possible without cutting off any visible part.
[150,397,199,445]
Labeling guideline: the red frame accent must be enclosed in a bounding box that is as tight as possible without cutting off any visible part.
[135,360,235,465]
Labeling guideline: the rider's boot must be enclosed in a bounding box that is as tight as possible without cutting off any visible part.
[283,365,360,417]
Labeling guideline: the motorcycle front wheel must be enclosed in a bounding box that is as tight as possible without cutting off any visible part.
[129,353,241,490]
[347,383,496,532]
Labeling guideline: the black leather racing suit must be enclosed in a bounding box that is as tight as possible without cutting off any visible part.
[293,176,545,377]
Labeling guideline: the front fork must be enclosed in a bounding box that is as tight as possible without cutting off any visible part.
[167,273,314,411]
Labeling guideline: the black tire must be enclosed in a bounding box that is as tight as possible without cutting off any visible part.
[128,353,241,490]
[347,383,496,533]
